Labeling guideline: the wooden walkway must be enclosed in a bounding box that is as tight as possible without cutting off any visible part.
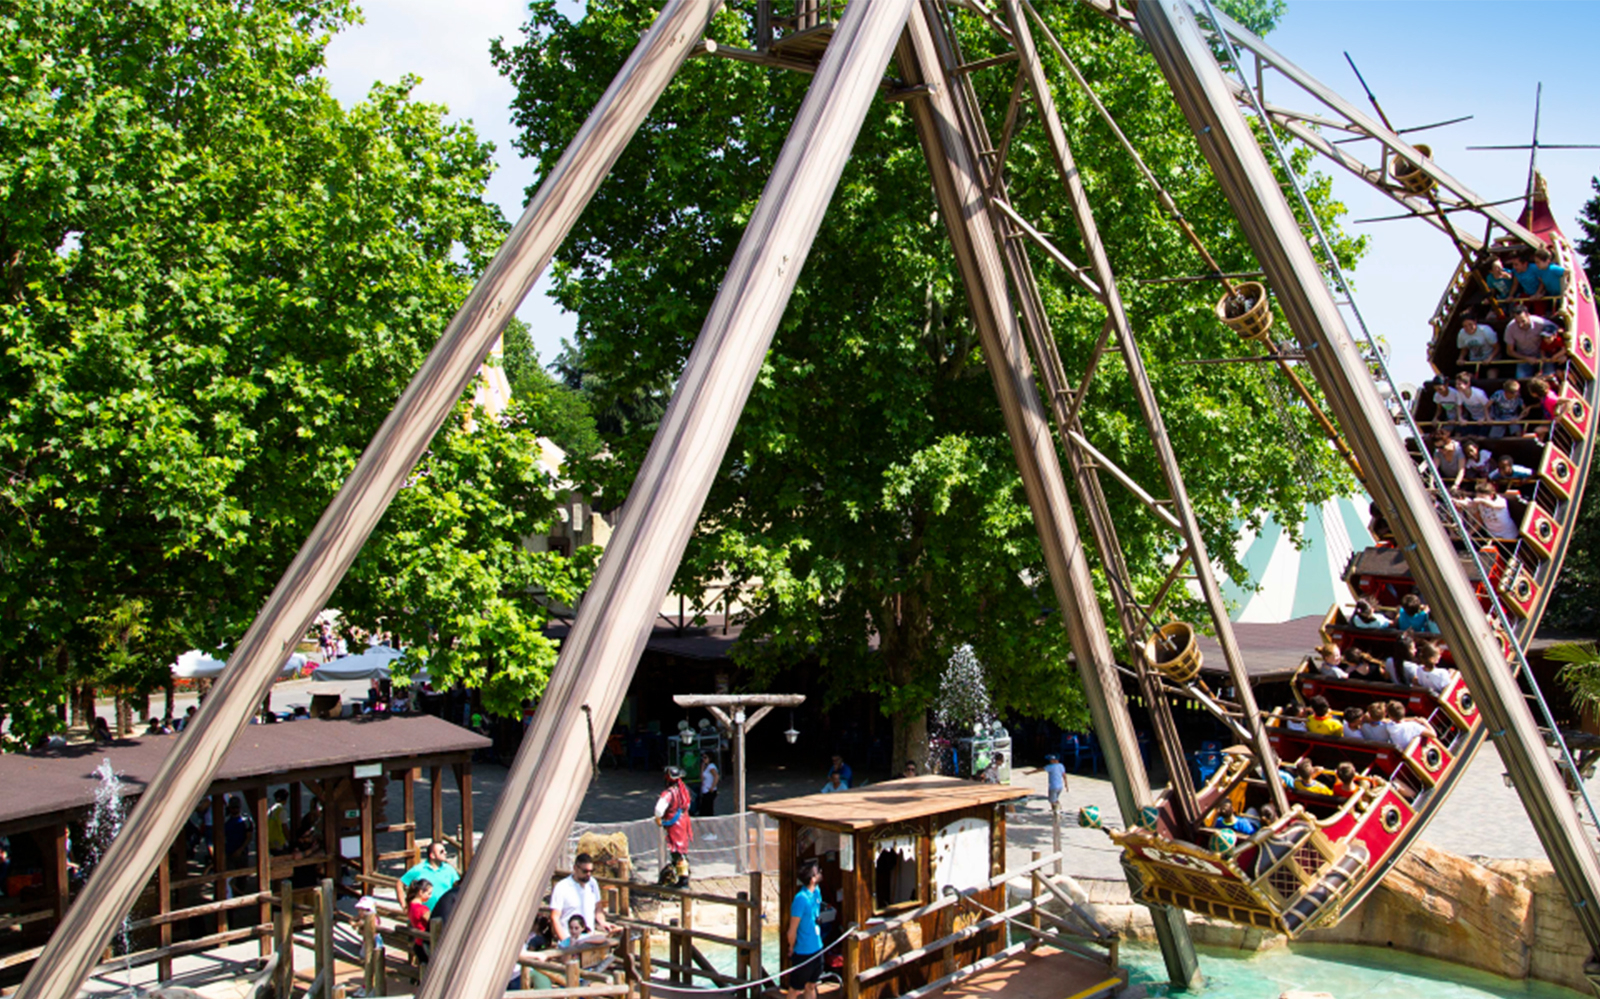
[933,946,1126,999]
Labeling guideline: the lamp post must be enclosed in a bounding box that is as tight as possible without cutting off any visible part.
[672,693,805,869]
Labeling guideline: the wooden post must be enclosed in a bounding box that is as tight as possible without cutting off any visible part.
[843,933,860,999]
[1030,849,1042,939]
[253,788,272,955]
[404,768,419,868]
[735,890,749,987]
[938,905,956,980]
[564,953,580,989]
[640,926,653,999]
[156,853,173,983]
[275,880,295,999]
[429,766,443,851]
[290,781,303,845]
[409,3,913,995]
[680,893,693,985]
[317,878,335,996]
[361,779,376,879]
[212,793,228,935]
[322,782,341,885]
[362,910,378,994]
[453,763,474,869]
[1052,806,1062,876]
[748,870,763,988]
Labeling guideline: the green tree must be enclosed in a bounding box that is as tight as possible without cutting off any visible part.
[338,400,594,716]
[1577,177,1600,290]
[0,0,569,743]
[492,0,1360,765]
[501,319,603,459]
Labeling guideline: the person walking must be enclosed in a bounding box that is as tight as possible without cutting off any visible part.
[655,767,694,888]
[785,859,825,999]
[696,758,720,817]
[1043,753,1068,812]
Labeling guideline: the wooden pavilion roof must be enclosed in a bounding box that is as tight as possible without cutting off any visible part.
[0,714,488,834]
[751,775,1031,830]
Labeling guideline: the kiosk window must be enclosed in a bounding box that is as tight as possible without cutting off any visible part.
[871,834,919,912]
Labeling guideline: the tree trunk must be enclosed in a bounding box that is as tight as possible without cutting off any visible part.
[893,708,929,776]
[163,677,175,722]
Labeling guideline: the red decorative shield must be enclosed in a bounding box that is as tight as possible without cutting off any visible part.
[1539,445,1578,501]
[1521,503,1562,560]
[1570,325,1598,380]
[1499,566,1540,619]
[1558,382,1592,439]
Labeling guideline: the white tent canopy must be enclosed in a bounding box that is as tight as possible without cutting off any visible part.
[172,649,305,680]
[311,645,425,682]
[1211,496,1375,623]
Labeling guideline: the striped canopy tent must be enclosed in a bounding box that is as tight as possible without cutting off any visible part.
[1216,496,1375,623]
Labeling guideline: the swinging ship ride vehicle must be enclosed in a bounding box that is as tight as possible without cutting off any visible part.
[1100,177,1600,938]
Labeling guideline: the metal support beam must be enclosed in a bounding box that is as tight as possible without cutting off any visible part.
[414,3,914,997]
[1137,0,1600,963]
[14,5,723,996]
[894,6,1199,987]
[1006,0,1286,816]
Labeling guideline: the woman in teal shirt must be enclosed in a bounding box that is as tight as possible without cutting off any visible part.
[786,859,825,998]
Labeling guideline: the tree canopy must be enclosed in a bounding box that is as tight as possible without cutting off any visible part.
[0,0,579,742]
[494,0,1361,762]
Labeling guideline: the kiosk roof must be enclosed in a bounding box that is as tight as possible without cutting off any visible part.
[751,775,1031,830]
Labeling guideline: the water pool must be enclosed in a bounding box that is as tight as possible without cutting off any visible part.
[1121,942,1586,998]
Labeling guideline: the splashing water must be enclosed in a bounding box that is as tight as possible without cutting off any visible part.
[935,644,994,732]
[928,645,996,775]
[84,759,134,991]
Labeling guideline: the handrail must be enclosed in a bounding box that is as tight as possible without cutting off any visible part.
[852,850,1063,939]
[552,870,755,910]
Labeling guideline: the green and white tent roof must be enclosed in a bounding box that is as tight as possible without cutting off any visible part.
[1216,497,1374,623]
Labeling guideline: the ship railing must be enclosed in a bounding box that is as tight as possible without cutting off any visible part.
[1429,256,1477,337]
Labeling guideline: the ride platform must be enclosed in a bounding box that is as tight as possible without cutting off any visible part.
[931,946,1126,999]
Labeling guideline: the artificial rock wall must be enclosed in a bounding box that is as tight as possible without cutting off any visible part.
[1072,841,1594,994]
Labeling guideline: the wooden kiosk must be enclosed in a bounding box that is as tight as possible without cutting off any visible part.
[753,775,1123,999]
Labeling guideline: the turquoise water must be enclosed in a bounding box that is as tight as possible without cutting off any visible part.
[1122,942,1586,998]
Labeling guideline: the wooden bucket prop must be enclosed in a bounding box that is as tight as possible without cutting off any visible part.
[1216,281,1273,342]
[1392,143,1435,195]
[1145,621,1203,683]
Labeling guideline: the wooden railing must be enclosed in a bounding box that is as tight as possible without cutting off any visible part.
[847,850,1118,999]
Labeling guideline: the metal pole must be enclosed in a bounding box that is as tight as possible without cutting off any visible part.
[416,4,914,997]
[894,6,1199,986]
[13,7,721,997]
[1137,0,1600,962]
[1002,0,1286,816]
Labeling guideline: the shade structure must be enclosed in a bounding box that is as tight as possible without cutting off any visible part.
[310,645,423,682]
[171,649,305,680]
[1216,497,1374,623]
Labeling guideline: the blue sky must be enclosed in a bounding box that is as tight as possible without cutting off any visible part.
[319,1,1600,384]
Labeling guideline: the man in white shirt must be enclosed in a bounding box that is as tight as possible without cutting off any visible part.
[1382,699,1436,752]
[696,759,720,817]
[819,771,846,794]
[1450,372,1491,435]
[550,853,609,944]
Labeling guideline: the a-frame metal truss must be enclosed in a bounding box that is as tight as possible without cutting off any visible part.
[21,2,1600,997]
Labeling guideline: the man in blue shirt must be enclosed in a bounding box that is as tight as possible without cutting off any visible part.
[829,755,853,788]
[1042,754,1068,811]
[1534,247,1566,299]
[786,859,825,998]
[1511,255,1543,298]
